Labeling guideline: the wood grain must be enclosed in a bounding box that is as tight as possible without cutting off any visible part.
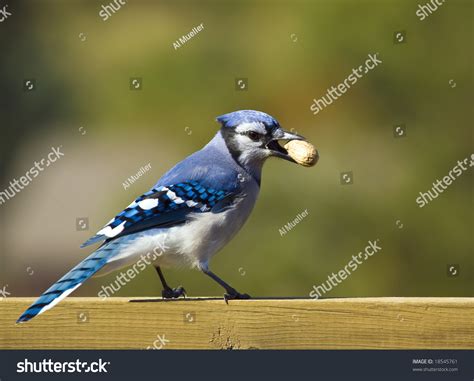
[1,297,472,349]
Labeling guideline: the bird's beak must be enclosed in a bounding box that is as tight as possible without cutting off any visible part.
[265,128,306,163]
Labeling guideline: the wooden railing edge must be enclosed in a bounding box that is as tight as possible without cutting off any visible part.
[1,297,473,349]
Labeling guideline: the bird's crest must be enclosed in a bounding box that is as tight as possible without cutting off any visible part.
[216,110,280,132]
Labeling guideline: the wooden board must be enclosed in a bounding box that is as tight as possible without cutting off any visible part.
[1,297,473,349]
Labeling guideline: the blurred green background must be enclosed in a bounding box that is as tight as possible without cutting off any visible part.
[0,0,472,299]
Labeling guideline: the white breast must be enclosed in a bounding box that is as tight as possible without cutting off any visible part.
[166,180,260,269]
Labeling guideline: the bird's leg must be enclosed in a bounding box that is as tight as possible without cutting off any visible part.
[202,268,250,303]
[154,266,186,299]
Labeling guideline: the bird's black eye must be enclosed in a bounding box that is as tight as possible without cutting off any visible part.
[246,131,260,141]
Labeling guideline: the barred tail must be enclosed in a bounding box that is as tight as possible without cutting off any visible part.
[17,244,116,323]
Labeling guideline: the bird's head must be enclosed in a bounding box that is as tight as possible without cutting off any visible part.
[217,110,305,168]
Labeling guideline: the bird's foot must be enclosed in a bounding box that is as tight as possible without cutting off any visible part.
[162,286,186,299]
[224,290,251,304]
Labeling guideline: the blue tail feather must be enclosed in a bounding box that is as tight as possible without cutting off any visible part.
[17,243,118,323]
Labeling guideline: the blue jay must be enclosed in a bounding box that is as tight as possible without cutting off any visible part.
[17,110,305,323]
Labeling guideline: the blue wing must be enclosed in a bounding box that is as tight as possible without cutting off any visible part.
[81,181,234,248]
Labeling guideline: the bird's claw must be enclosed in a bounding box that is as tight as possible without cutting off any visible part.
[162,286,186,299]
[224,291,251,304]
